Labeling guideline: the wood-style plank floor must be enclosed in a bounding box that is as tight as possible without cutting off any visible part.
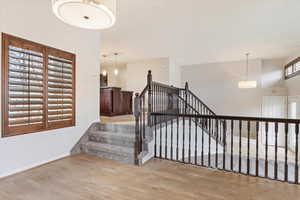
[0,154,299,200]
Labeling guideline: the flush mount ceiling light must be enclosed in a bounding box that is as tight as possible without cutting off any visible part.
[52,0,116,30]
[238,53,257,89]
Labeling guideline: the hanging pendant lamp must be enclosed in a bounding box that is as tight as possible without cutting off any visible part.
[52,0,116,30]
[238,53,257,89]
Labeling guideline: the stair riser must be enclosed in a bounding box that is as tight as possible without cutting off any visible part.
[82,147,135,165]
[89,135,135,148]
[94,124,135,134]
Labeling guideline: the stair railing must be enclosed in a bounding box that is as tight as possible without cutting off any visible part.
[151,111,300,185]
[134,71,221,165]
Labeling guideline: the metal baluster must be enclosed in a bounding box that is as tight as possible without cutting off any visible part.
[295,123,299,184]
[171,116,173,160]
[201,117,204,166]
[247,121,250,175]
[256,121,259,177]
[188,116,192,163]
[195,117,198,165]
[265,122,269,178]
[239,120,242,173]
[182,116,185,163]
[274,122,278,180]
[176,115,179,161]
[208,117,211,167]
[284,123,288,182]
[284,123,289,181]
[223,120,226,170]
[216,119,219,169]
[231,120,234,171]
[154,115,157,157]
[165,115,168,159]
[159,113,162,159]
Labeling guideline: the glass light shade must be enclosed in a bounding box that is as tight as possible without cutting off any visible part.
[52,0,116,30]
[102,70,107,76]
[238,81,257,89]
[114,69,119,75]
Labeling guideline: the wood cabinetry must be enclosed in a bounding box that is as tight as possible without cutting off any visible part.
[100,87,133,116]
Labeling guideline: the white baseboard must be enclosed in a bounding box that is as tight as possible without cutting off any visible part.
[0,153,70,179]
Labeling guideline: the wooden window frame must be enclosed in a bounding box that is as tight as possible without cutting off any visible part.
[285,57,300,80]
[1,33,76,137]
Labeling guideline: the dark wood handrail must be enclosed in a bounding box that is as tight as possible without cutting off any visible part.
[180,88,216,116]
[151,112,300,124]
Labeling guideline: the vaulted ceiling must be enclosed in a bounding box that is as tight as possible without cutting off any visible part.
[101,0,300,65]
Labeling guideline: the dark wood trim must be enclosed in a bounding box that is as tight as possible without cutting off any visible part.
[1,33,76,137]
[151,112,300,124]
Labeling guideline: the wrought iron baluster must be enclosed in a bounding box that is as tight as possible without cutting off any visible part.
[239,120,242,173]
[274,122,278,180]
[284,123,288,182]
[265,122,269,178]
[295,123,299,184]
[247,121,250,175]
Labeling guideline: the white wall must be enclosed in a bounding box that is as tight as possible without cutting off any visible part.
[0,0,101,178]
[181,59,263,117]
[261,58,287,96]
[126,58,169,94]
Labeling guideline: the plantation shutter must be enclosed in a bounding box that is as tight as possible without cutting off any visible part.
[47,49,75,129]
[3,39,46,136]
[2,33,76,137]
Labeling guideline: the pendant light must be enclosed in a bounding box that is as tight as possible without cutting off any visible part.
[238,53,257,89]
[52,0,116,30]
[102,54,107,76]
[114,53,119,75]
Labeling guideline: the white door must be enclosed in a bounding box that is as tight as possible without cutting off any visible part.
[261,96,287,146]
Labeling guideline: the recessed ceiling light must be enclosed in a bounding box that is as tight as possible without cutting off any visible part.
[52,0,116,30]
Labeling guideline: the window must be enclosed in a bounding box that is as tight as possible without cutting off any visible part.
[285,57,300,79]
[1,33,75,137]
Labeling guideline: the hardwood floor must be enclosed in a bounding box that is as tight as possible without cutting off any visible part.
[0,154,299,200]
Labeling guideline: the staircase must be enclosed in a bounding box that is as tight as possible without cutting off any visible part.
[72,122,137,164]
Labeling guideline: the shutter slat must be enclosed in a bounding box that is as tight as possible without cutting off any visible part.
[48,84,72,89]
[9,86,43,93]
[48,56,72,64]
[9,67,43,76]
[48,115,72,121]
[9,61,43,70]
[9,94,44,99]
[9,54,43,64]
[9,118,43,126]
[9,74,43,82]
[47,73,72,80]
[9,80,43,87]
[48,110,72,116]
[9,47,43,58]
[9,112,43,119]
[9,100,44,105]
[48,89,72,94]
[48,62,72,70]
[48,95,72,99]
[9,106,43,112]
[48,67,72,75]
[48,100,72,104]
[48,78,72,84]
[48,105,73,110]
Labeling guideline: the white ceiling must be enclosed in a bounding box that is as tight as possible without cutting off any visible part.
[101,0,300,65]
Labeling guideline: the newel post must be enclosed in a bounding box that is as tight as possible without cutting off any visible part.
[147,70,152,126]
[134,93,141,165]
[185,82,189,114]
